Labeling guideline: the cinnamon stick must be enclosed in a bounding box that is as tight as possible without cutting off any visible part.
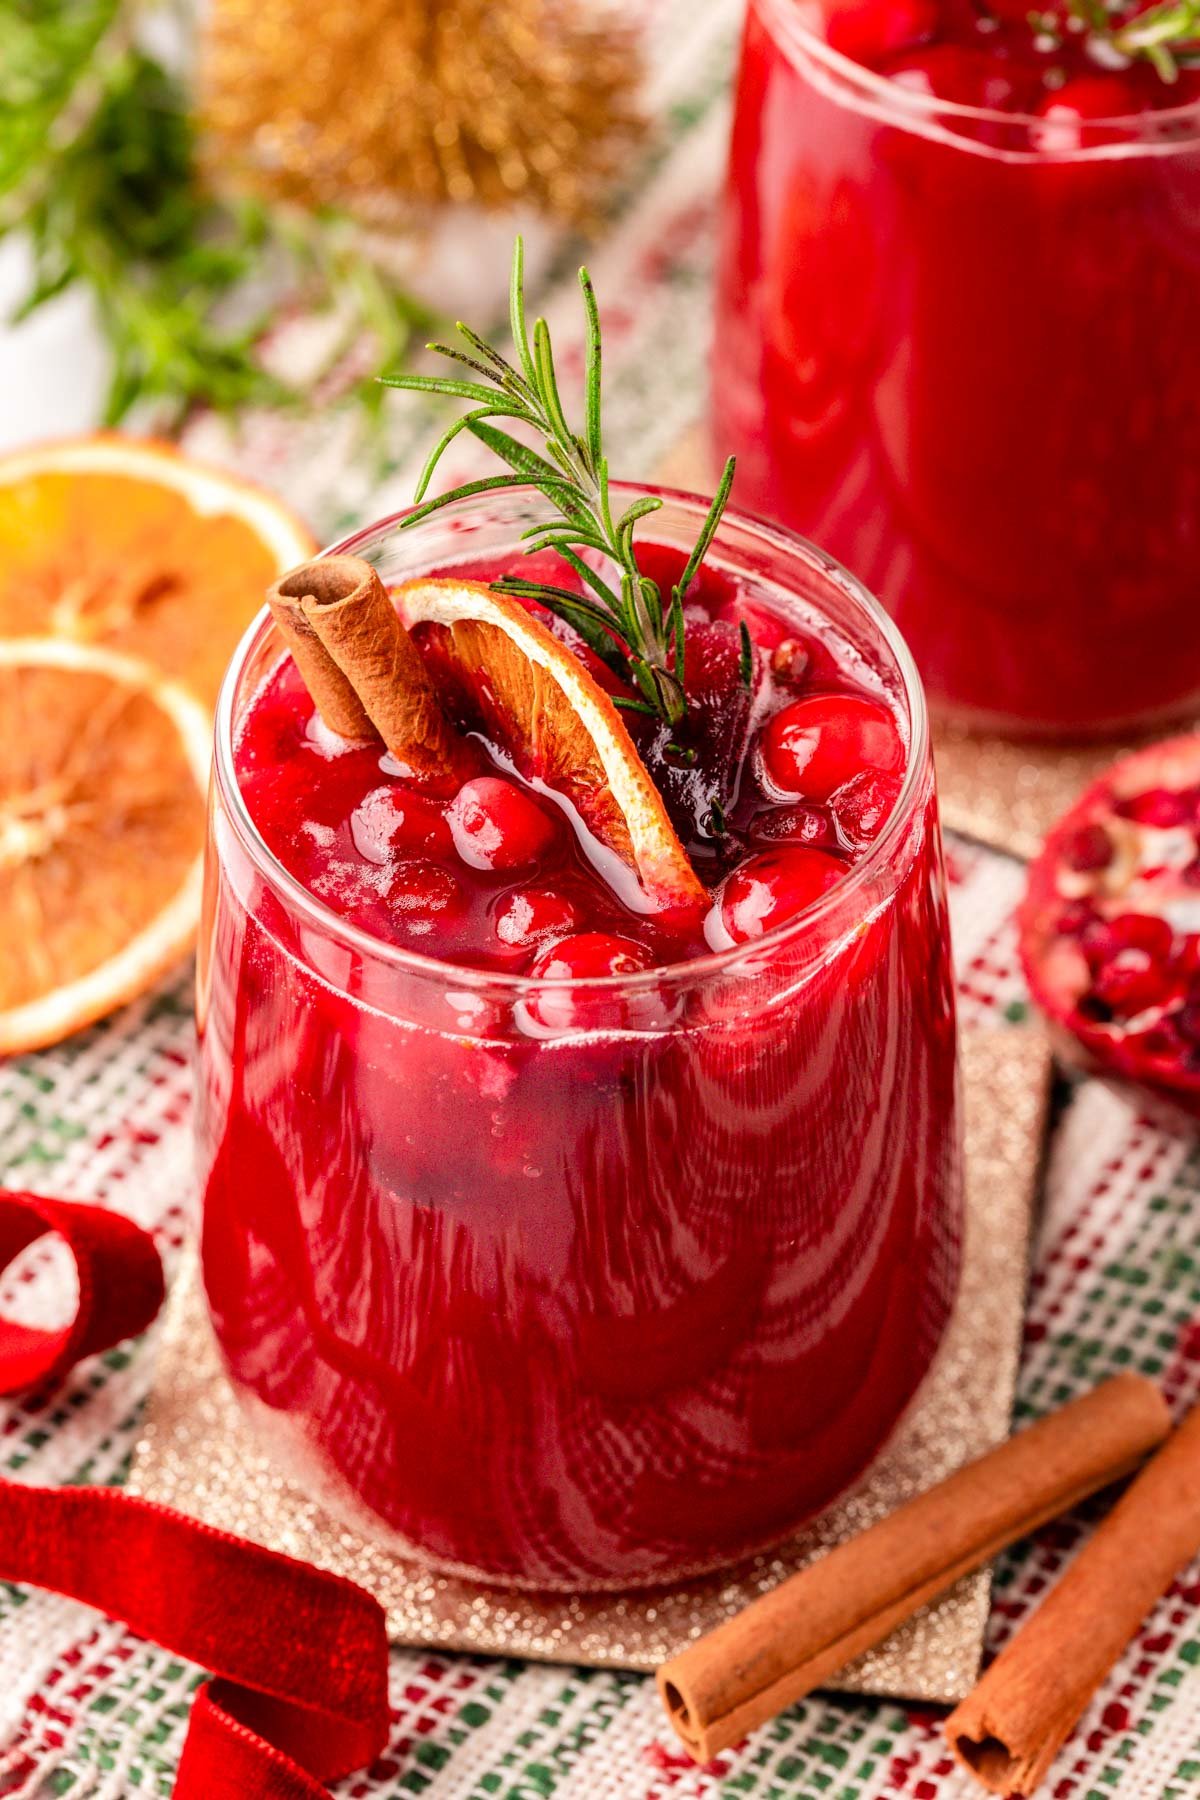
[268,557,464,784]
[656,1375,1169,1764]
[946,1397,1200,1796]
[267,563,378,743]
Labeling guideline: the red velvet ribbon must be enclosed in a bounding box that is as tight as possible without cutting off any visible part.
[0,1190,391,1797]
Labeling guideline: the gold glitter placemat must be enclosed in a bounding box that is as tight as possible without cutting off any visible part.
[656,425,1153,860]
[128,1026,1050,1704]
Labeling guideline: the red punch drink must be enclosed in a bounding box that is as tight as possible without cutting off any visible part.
[197,488,962,1588]
[713,0,1200,736]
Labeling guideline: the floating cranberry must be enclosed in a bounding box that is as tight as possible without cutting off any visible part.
[885,45,1032,112]
[493,887,581,951]
[447,776,557,873]
[523,932,662,1035]
[718,848,847,943]
[1035,76,1137,153]
[385,860,462,929]
[825,0,937,67]
[758,693,903,803]
[351,786,451,863]
[749,802,838,850]
[833,770,903,852]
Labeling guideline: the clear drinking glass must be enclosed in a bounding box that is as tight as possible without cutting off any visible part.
[196,488,963,1590]
[713,0,1200,738]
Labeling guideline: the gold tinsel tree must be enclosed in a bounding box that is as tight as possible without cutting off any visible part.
[200,0,644,224]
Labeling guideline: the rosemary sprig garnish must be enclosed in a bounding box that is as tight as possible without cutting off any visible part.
[1112,0,1200,80]
[1030,0,1200,81]
[380,238,737,728]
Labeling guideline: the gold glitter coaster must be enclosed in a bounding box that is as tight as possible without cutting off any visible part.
[128,1027,1050,1705]
[656,425,1151,860]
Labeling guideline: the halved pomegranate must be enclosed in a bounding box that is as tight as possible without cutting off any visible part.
[1019,735,1200,1122]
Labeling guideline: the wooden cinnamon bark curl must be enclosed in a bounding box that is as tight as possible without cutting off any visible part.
[266,563,378,743]
[656,1375,1170,1764]
[272,557,464,785]
[946,1397,1200,1797]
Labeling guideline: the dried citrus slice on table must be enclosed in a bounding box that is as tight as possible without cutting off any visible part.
[398,579,707,914]
[0,640,210,1055]
[0,435,315,708]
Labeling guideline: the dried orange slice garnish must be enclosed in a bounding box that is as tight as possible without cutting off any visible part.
[0,435,316,709]
[398,579,706,914]
[0,640,210,1055]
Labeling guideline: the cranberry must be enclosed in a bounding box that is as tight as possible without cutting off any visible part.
[447,776,557,873]
[718,848,847,943]
[825,0,937,67]
[523,932,663,1035]
[749,802,839,850]
[351,786,451,863]
[833,771,903,852]
[493,887,581,951]
[886,46,1023,109]
[758,694,903,803]
[1035,77,1137,153]
[386,860,462,929]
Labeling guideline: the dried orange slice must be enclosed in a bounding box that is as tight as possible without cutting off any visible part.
[398,579,706,914]
[0,435,316,709]
[0,640,210,1055]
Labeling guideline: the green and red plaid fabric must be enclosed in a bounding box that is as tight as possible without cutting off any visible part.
[4,0,1200,1788]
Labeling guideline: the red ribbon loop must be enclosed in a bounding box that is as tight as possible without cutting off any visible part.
[0,1190,165,1394]
[0,1193,391,1793]
[0,1480,391,1797]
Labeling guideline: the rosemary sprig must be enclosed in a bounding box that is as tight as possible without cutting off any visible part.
[1030,0,1200,81]
[1112,0,1200,81]
[380,238,737,727]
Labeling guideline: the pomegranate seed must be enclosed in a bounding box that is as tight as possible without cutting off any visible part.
[832,771,903,852]
[351,786,450,863]
[494,887,580,950]
[1056,900,1096,938]
[1115,788,1191,828]
[718,848,846,943]
[447,776,557,873]
[1062,823,1113,874]
[1081,913,1174,970]
[758,694,903,803]
[386,860,462,925]
[1091,949,1169,1017]
[748,803,838,850]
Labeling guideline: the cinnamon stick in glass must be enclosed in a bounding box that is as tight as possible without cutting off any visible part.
[266,561,378,744]
[657,1375,1169,1764]
[946,1397,1200,1796]
[268,557,464,784]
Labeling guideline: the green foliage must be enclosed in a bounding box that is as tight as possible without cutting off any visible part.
[381,237,737,727]
[1,0,429,425]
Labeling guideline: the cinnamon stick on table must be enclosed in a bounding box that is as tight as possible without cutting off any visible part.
[267,557,464,784]
[656,1374,1170,1764]
[946,1396,1200,1796]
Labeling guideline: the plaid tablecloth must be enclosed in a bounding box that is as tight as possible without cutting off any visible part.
[4,0,1200,1791]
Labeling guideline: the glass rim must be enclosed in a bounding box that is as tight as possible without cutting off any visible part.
[758,0,1200,145]
[211,483,933,996]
